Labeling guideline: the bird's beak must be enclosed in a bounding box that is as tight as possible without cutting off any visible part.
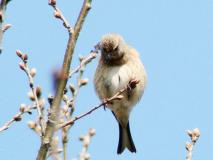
[95,42,101,51]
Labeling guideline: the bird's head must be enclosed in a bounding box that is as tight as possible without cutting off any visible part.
[99,33,125,63]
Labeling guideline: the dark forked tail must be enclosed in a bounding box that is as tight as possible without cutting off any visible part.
[117,121,136,154]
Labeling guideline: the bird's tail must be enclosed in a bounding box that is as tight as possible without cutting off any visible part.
[117,121,136,154]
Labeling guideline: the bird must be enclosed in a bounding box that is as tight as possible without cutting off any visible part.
[94,33,147,154]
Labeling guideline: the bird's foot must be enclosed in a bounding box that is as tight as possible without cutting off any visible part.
[128,78,140,91]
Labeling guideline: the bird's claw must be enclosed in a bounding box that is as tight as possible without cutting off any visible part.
[102,98,108,110]
[103,105,107,110]
[128,78,140,91]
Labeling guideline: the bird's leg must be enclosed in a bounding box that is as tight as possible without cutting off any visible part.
[126,78,140,99]
[102,98,108,110]
[102,97,114,110]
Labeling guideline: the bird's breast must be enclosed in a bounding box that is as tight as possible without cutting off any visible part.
[103,65,132,96]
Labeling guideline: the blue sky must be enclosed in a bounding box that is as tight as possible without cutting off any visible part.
[0,0,213,160]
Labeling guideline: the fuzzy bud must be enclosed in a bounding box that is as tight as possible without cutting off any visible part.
[79,78,89,87]
[185,142,192,151]
[16,50,22,57]
[19,103,27,112]
[84,153,90,160]
[193,128,201,138]
[187,130,193,137]
[35,126,41,134]
[89,128,96,136]
[19,62,25,71]
[79,55,84,62]
[63,94,69,101]
[79,135,84,141]
[30,68,37,77]
[90,52,97,59]
[54,10,62,19]
[69,84,75,95]
[36,86,42,98]
[22,54,28,61]
[187,128,201,142]
[39,98,45,109]
[48,0,56,5]
[14,115,22,121]
[27,121,37,129]
[28,91,35,101]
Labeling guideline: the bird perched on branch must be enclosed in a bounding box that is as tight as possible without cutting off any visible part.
[94,33,147,154]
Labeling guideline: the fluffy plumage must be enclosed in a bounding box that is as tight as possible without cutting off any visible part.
[94,33,147,154]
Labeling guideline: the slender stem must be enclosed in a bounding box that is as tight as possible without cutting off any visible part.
[62,134,68,160]
[36,1,92,160]
[58,97,117,129]
[24,63,45,136]
[79,128,95,160]
[62,52,91,160]
[62,72,82,160]
[69,51,97,78]
[0,0,8,53]
[185,128,200,160]
[0,105,36,132]
[57,79,139,129]
[50,4,73,34]
[16,52,46,136]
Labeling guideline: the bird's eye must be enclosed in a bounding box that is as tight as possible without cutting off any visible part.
[102,48,107,52]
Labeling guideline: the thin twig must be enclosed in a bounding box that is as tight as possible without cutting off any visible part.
[16,50,45,136]
[79,128,95,160]
[185,128,201,160]
[0,104,36,132]
[61,93,74,160]
[49,0,73,34]
[69,50,98,78]
[0,0,11,53]
[62,50,94,160]
[62,76,83,160]
[57,79,140,129]
[2,23,11,32]
[62,60,84,160]
[36,1,92,160]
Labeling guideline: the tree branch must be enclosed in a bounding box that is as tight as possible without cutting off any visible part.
[57,79,140,129]
[36,1,92,160]
[0,104,36,132]
[16,50,46,136]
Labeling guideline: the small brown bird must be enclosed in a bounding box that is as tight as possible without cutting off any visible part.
[94,33,147,154]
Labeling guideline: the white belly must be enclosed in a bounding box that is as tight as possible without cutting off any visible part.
[105,65,132,94]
